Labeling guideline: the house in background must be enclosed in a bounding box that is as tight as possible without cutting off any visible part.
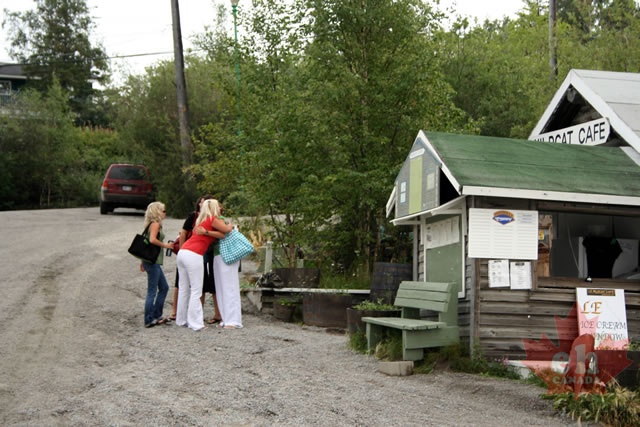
[0,63,27,108]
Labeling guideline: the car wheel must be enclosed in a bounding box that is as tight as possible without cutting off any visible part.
[100,202,110,215]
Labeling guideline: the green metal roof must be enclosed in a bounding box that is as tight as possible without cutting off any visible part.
[423,131,640,204]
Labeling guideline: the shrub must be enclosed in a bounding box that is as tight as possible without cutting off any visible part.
[348,331,368,354]
[374,330,403,361]
[544,382,640,426]
[353,299,397,311]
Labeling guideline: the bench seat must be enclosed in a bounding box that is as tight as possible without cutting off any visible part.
[363,281,459,361]
[360,317,445,331]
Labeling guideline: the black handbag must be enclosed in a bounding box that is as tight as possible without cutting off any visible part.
[128,223,161,263]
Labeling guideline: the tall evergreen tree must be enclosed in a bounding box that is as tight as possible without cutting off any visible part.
[3,0,110,125]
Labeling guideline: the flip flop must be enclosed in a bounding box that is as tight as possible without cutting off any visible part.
[168,314,177,321]
[206,318,221,325]
[156,317,171,325]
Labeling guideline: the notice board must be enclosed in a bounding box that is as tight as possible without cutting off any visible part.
[468,208,538,260]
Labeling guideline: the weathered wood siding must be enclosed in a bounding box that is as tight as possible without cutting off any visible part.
[476,270,640,359]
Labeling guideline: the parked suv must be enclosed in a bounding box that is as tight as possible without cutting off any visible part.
[100,164,155,214]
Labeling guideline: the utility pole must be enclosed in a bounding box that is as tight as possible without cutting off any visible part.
[171,0,192,166]
[549,0,558,82]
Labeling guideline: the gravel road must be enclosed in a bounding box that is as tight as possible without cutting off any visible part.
[0,207,585,426]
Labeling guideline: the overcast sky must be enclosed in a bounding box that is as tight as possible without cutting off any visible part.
[1,0,525,82]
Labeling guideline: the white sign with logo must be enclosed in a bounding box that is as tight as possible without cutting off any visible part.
[531,118,610,145]
[468,209,538,260]
[576,288,628,350]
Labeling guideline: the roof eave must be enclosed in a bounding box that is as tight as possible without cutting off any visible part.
[391,196,467,225]
[462,186,640,206]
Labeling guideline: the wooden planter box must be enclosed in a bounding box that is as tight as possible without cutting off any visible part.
[273,268,321,288]
[303,293,352,328]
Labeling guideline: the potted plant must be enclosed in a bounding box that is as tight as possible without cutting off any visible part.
[346,299,401,335]
[273,295,303,322]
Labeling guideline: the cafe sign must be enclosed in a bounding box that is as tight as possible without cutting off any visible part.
[531,118,610,146]
[576,288,628,350]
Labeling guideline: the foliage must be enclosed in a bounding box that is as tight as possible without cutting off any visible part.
[276,295,303,306]
[353,299,397,312]
[3,0,110,126]
[543,382,640,426]
[438,0,640,139]
[0,84,83,208]
[348,331,368,354]
[413,344,521,380]
[373,330,403,361]
[318,271,370,290]
[5,0,640,276]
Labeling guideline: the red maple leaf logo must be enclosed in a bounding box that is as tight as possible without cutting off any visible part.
[522,303,632,396]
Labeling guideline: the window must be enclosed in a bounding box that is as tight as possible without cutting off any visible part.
[0,81,11,95]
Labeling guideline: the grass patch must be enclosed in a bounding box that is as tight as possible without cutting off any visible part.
[348,331,368,354]
[543,382,640,426]
[352,299,397,311]
[319,272,370,290]
[373,330,403,361]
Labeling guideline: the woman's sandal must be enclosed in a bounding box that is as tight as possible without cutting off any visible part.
[157,317,171,325]
[168,314,176,321]
[206,318,221,325]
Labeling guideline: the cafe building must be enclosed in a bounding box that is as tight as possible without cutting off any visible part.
[387,69,640,359]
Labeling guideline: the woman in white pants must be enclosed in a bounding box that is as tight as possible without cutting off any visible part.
[176,199,232,331]
[213,208,243,329]
[213,254,243,328]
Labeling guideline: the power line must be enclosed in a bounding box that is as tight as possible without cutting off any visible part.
[4,48,206,67]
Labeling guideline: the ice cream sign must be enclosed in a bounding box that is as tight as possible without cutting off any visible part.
[531,118,610,146]
[576,288,629,350]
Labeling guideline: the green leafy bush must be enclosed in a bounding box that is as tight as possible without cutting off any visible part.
[353,299,397,311]
[348,331,368,354]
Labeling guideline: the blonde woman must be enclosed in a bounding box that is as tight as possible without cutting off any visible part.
[213,204,244,329]
[140,201,174,328]
[176,199,233,331]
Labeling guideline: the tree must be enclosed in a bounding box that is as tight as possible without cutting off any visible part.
[0,82,98,209]
[3,0,110,125]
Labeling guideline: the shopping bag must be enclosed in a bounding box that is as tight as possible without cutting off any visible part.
[219,228,254,265]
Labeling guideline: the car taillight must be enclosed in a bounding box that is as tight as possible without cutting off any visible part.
[102,180,108,189]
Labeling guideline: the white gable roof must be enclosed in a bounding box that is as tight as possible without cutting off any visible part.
[530,69,640,153]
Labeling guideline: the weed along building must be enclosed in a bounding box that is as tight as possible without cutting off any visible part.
[387,130,640,360]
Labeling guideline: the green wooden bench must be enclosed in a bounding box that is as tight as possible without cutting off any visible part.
[362,281,459,361]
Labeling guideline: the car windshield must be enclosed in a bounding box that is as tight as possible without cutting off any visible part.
[110,167,146,180]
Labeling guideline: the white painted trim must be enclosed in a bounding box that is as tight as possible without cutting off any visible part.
[462,186,640,206]
[530,70,574,138]
[386,185,397,218]
[623,147,640,166]
[391,196,467,225]
[569,73,640,152]
[419,131,462,192]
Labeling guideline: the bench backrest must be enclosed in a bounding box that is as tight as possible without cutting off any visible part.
[394,281,458,325]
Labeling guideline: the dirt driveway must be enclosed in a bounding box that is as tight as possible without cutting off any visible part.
[0,208,583,426]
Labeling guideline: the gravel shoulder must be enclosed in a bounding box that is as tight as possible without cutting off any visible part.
[0,208,585,426]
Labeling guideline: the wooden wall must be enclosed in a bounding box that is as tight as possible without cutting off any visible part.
[475,270,640,359]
